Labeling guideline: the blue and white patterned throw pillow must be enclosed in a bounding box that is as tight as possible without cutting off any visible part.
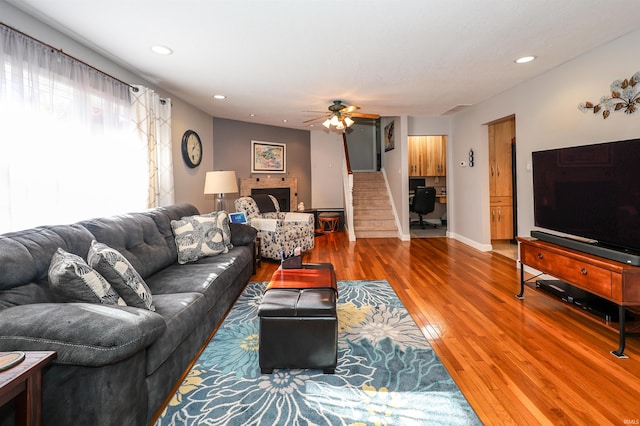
[88,240,155,311]
[171,211,233,264]
[48,248,126,306]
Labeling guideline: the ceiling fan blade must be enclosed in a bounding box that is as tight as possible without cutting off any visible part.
[349,112,380,119]
[303,116,327,123]
[341,105,360,113]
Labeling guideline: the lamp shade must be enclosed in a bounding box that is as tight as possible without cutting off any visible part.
[204,171,238,195]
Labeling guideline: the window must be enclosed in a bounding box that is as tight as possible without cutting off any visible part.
[0,25,147,233]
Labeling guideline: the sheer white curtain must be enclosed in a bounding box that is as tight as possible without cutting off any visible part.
[0,25,148,233]
[130,85,174,208]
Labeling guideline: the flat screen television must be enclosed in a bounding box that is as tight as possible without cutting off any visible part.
[532,137,640,257]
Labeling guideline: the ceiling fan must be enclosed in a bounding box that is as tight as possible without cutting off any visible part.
[303,100,380,130]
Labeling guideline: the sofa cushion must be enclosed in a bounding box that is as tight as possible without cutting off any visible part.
[145,292,209,375]
[142,203,201,262]
[88,240,155,311]
[79,212,175,279]
[0,303,165,366]
[145,245,253,306]
[0,224,95,292]
[48,248,126,306]
[170,212,232,264]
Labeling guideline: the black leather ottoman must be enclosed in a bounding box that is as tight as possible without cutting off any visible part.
[258,264,338,374]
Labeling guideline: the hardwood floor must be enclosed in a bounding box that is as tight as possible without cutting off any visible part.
[253,231,640,425]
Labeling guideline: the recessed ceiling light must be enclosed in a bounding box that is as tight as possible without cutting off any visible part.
[282,119,288,123]
[515,55,536,64]
[151,45,173,55]
[213,95,226,100]
[249,113,255,117]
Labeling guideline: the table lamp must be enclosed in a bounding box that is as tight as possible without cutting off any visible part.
[204,170,238,212]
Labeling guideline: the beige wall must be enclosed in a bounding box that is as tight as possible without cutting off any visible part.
[212,118,312,211]
[448,28,640,251]
[172,99,216,213]
[310,131,344,209]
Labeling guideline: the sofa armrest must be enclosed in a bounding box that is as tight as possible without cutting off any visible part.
[229,222,258,246]
[0,303,166,367]
[249,217,283,233]
[283,212,314,224]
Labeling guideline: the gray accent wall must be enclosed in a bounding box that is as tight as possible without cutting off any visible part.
[213,118,312,210]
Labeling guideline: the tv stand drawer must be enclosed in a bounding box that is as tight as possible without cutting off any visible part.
[521,246,613,298]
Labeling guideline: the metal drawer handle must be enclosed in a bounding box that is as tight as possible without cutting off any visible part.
[537,253,544,259]
[581,268,588,275]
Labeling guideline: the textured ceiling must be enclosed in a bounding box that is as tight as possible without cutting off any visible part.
[7,0,640,129]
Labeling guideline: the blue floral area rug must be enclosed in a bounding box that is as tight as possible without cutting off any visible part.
[156,280,481,425]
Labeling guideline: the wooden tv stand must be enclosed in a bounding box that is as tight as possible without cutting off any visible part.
[517,237,640,358]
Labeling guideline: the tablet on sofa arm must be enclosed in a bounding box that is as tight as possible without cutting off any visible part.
[229,212,247,224]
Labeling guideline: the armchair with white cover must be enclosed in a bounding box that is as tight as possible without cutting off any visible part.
[234,195,315,260]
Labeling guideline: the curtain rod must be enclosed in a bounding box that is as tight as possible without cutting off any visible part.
[1,21,138,92]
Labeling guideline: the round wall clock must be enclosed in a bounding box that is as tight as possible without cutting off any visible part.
[181,130,202,168]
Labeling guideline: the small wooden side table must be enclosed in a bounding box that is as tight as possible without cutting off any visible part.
[0,351,56,426]
[318,212,340,233]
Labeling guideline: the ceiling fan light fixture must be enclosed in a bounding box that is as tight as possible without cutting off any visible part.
[322,118,331,128]
[336,121,345,130]
[329,115,340,126]
[344,117,355,127]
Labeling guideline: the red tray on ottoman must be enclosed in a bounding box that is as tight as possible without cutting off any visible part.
[258,263,337,374]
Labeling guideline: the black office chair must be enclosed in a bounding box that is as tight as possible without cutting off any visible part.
[410,186,437,228]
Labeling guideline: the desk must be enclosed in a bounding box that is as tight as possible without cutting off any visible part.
[0,351,56,426]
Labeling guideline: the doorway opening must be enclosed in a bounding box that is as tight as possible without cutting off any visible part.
[488,116,517,259]
[408,135,448,238]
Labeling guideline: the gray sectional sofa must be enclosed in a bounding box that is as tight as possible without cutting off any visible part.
[0,203,257,425]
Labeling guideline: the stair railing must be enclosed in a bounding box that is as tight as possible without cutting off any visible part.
[342,132,356,241]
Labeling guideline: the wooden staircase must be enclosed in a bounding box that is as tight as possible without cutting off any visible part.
[352,172,397,238]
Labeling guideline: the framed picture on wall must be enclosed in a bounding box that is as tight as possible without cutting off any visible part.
[251,141,286,173]
[384,121,395,152]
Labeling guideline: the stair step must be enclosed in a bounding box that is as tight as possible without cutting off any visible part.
[355,229,398,238]
[353,183,384,190]
[353,201,391,209]
[353,195,390,202]
[354,211,395,219]
[354,219,396,228]
[351,171,397,239]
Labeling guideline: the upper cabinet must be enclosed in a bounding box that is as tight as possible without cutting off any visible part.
[408,135,447,177]
[488,120,513,198]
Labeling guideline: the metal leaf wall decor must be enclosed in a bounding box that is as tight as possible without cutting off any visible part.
[578,72,640,119]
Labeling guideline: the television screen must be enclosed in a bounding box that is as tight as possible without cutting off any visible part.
[532,138,640,253]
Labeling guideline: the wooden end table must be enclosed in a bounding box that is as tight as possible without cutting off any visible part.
[0,351,56,426]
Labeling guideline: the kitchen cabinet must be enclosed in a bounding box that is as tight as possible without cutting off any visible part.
[489,119,514,240]
[408,135,446,177]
